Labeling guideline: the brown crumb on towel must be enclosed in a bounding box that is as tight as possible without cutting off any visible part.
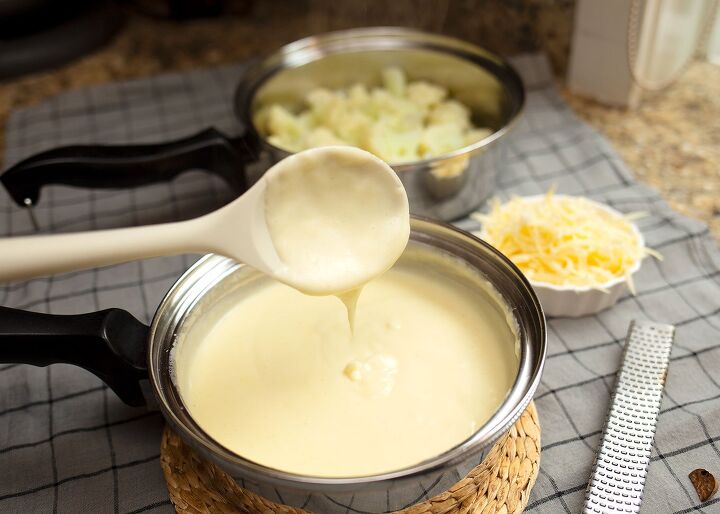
[689,469,718,502]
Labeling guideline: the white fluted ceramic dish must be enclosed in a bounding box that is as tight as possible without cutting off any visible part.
[480,195,644,318]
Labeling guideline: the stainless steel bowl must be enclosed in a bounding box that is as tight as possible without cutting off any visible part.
[1,27,524,223]
[235,27,526,221]
[148,217,545,512]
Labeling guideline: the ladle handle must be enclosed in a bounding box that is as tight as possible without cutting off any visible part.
[0,217,206,282]
[0,307,149,406]
[0,128,255,207]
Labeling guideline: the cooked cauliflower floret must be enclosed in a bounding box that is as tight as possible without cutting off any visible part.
[419,123,465,158]
[382,67,407,97]
[428,100,472,130]
[334,111,373,146]
[306,88,335,115]
[348,84,370,106]
[266,105,305,140]
[406,81,447,107]
[268,134,301,153]
[368,122,422,163]
[256,68,492,163]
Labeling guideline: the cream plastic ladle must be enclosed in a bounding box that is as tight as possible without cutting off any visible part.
[0,146,404,285]
[0,166,281,283]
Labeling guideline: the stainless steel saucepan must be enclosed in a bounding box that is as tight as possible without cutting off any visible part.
[1,27,525,221]
[0,218,545,512]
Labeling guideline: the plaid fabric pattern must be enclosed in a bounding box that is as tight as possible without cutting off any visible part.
[1,54,718,513]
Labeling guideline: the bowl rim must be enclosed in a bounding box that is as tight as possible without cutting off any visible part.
[233,26,526,170]
[478,194,646,293]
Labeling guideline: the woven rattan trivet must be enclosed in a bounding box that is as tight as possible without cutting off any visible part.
[160,402,540,514]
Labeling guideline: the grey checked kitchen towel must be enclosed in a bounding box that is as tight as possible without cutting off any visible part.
[1,54,719,514]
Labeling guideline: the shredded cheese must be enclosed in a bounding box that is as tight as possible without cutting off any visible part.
[472,191,660,291]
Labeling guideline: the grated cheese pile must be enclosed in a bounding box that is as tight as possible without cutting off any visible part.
[473,191,660,291]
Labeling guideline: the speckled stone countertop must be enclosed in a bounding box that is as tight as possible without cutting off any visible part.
[1,13,718,240]
[563,62,720,241]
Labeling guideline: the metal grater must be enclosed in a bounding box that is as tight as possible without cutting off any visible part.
[583,320,675,514]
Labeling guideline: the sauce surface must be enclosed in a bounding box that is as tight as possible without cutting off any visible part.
[264,146,410,297]
[175,253,518,477]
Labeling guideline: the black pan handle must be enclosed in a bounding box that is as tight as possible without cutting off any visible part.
[0,127,258,207]
[0,306,149,406]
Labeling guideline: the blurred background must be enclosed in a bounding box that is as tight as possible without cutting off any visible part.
[0,0,718,234]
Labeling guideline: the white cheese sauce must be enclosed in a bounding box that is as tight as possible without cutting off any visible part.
[174,253,519,477]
